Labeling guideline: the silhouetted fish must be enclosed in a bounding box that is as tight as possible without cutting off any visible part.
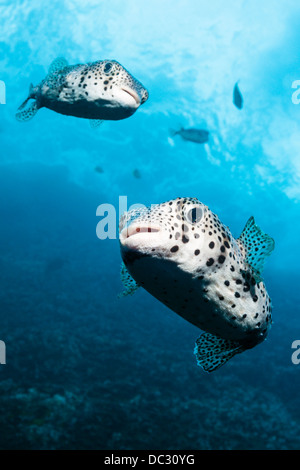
[233,82,243,109]
[133,169,141,179]
[95,166,104,174]
[170,127,209,144]
[45,256,68,274]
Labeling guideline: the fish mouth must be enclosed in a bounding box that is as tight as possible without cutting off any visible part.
[120,224,160,240]
[121,87,141,105]
[120,223,161,250]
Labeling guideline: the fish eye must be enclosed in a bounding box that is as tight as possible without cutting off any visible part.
[104,62,113,74]
[186,207,203,224]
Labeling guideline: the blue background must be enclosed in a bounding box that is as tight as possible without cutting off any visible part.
[0,0,300,449]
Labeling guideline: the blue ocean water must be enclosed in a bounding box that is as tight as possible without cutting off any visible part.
[0,0,300,450]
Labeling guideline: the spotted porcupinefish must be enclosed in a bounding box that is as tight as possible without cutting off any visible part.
[16,57,149,127]
[119,197,274,372]
[170,127,209,144]
[233,81,243,110]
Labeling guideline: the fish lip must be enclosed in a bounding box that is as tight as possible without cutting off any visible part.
[120,224,161,242]
[121,87,141,105]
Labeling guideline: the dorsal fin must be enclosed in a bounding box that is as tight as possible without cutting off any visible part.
[118,262,140,298]
[48,57,68,75]
[238,216,275,281]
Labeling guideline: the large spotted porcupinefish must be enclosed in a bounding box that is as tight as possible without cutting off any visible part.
[119,197,275,372]
[16,57,148,127]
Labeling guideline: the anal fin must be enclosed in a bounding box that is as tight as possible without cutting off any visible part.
[194,332,244,372]
[89,119,103,129]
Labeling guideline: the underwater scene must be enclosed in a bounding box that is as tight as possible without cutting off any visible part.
[0,0,300,450]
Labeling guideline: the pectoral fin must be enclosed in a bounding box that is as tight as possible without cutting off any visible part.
[238,216,275,282]
[118,262,140,298]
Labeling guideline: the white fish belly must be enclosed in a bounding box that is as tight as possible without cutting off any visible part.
[125,255,264,342]
[43,95,134,120]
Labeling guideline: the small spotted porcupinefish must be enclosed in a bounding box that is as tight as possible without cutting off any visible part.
[16,57,149,126]
[170,127,209,144]
[233,82,243,110]
[119,197,275,372]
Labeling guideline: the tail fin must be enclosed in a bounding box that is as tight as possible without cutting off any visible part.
[169,123,185,137]
[16,100,39,122]
[169,127,182,137]
[194,332,245,372]
[17,83,34,110]
[16,84,39,122]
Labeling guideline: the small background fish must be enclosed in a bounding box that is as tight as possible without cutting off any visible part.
[94,165,104,174]
[170,127,210,143]
[133,169,141,179]
[233,81,243,109]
